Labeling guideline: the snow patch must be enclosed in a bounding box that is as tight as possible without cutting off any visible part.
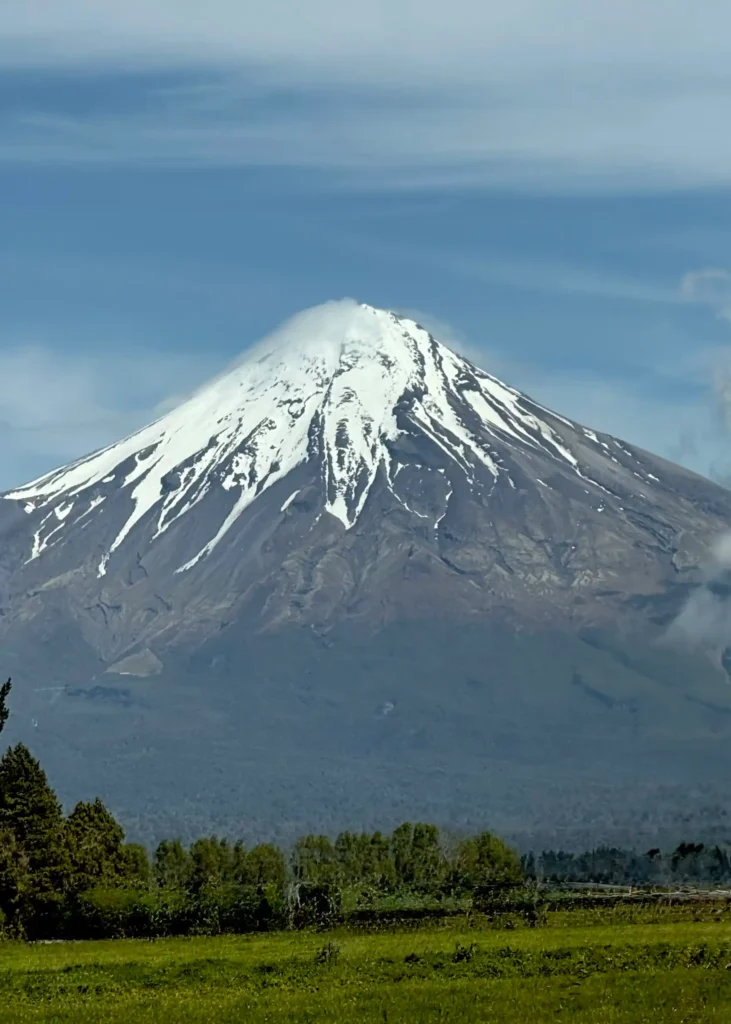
[280,490,300,512]
[435,488,453,527]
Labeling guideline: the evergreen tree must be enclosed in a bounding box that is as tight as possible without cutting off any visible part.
[65,798,126,892]
[0,744,69,899]
[0,678,10,736]
[0,828,32,933]
[521,852,537,881]
[537,850,576,883]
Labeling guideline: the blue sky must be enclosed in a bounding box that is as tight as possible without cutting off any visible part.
[2,0,731,489]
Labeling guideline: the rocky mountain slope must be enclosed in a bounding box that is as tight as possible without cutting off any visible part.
[1,300,730,846]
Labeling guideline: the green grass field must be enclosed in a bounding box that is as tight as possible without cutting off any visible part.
[3,911,731,1022]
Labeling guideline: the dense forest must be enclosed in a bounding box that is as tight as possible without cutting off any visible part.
[1,679,730,940]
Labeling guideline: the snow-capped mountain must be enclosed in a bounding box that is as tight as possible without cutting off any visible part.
[3,299,731,843]
[4,301,661,579]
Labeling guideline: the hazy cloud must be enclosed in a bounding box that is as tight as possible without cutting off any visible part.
[667,534,731,658]
[395,309,469,351]
[681,269,731,322]
[2,1,729,81]
[1,2,731,190]
[437,256,682,305]
[0,343,216,490]
[679,269,731,469]
[661,272,731,654]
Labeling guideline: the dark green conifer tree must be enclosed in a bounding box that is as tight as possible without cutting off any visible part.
[0,678,10,736]
[0,827,32,933]
[0,744,69,895]
[0,743,70,934]
[65,798,126,892]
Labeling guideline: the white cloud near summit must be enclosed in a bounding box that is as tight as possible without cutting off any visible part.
[2,1,731,191]
[0,344,215,491]
[681,270,731,323]
[0,311,724,495]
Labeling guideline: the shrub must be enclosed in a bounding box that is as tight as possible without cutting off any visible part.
[288,883,342,930]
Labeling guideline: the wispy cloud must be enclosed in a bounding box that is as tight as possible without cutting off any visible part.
[676,269,731,474]
[681,268,731,322]
[435,255,683,305]
[666,533,731,658]
[1,2,731,190]
[478,354,724,475]
[2,1,729,83]
[0,342,216,491]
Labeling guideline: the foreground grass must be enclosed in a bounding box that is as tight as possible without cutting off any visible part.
[2,916,731,1022]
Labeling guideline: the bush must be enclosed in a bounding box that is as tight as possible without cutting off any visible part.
[63,883,284,940]
[193,883,282,935]
[66,887,148,939]
[288,883,342,930]
[472,884,547,926]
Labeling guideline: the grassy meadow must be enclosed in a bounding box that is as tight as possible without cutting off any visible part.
[3,906,731,1023]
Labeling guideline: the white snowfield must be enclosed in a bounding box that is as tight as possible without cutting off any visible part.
[3,301,646,576]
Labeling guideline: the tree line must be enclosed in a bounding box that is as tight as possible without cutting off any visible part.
[0,679,728,940]
[0,678,523,937]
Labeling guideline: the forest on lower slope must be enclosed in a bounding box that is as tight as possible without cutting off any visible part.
[1,678,730,941]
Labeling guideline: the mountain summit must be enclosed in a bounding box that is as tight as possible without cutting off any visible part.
[3,300,662,576]
[2,300,731,845]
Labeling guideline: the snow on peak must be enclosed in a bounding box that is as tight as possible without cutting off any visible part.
[2,300,604,574]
